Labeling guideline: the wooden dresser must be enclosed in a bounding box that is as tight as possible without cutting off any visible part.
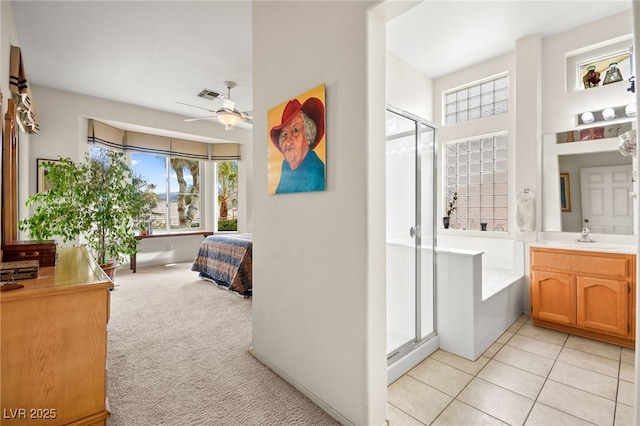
[530,246,636,348]
[1,247,113,425]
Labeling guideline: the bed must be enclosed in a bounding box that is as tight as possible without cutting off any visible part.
[191,233,253,297]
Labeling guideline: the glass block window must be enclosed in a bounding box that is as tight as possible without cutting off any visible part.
[444,132,508,232]
[444,75,509,125]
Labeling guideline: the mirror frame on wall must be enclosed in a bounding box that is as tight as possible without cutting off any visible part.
[541,133,638,235]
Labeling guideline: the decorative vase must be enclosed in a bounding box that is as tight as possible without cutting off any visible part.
[582,65,601,89]
[443,217,450,229]
[565,131,575,143]
[603,62,623,85]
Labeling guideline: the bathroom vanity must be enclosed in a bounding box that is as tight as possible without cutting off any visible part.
[530,244,636,348]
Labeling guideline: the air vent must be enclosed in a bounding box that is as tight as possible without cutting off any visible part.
[197,89,220,100]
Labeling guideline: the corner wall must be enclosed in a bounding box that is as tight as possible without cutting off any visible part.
[251,2,386,425]
[386,52,433,121]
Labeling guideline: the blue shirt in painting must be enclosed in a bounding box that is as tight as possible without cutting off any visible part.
[275,150,325,194]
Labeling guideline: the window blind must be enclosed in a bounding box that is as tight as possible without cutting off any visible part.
[87,119,241,160]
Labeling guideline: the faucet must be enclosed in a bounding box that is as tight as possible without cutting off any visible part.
[576,220,596,243]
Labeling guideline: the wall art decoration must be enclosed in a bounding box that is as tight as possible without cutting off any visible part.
[267,84,326,195]
[560,172,571,212]
[37,158,64,193]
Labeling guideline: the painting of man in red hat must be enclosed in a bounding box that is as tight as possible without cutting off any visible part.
[268,84,326,194]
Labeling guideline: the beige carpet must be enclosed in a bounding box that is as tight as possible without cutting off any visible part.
[106,262,338,425]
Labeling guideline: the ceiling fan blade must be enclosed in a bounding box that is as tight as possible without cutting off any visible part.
[239,111,253,124]
[184,116,214,122]
[176,101,216,113]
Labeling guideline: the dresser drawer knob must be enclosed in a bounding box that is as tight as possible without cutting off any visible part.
[19,251,39,257]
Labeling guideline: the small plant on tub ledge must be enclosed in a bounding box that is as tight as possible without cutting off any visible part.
[443,191,457,229]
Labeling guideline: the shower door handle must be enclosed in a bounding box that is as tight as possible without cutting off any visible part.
[409,225,419,238]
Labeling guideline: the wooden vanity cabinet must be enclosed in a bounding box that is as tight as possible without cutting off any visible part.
[530,246,635,348]
[1,247,113,425]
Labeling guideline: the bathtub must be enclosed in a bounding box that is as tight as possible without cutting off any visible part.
[436,235,525,361]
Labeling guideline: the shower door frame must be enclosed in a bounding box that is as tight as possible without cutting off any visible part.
[385,105,438,373]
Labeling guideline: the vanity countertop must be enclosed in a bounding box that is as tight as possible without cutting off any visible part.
[531,240,638,255]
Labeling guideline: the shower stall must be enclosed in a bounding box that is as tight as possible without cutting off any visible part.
[385,106,438,383]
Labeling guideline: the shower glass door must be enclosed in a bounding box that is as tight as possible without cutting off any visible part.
[386,106,436,360]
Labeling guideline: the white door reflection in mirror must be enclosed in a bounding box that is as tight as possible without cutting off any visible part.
[580,165,634,234]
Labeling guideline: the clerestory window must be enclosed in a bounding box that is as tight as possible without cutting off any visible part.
[443,74,509,125]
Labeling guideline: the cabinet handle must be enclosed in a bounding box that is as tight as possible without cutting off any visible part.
[19,251,38,257]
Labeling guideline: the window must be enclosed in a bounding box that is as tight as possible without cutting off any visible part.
[131,152,201,231]
[87,119,242,234]
[444,132,508,232]
[565,37,633,92]
[90,145,202,231]
[216,161,238,232]
[444,75,509,125]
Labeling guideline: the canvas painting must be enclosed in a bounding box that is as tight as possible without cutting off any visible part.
[267,84,326,195]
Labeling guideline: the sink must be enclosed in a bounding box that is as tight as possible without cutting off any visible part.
[534,240,637,254]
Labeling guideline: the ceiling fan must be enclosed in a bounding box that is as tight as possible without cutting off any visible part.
[178,81,252,130]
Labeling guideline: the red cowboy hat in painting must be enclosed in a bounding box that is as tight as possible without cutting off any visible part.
[270,97,325,152]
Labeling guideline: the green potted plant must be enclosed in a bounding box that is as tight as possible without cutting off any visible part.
[19,150,156,279]
[444,191,457,229]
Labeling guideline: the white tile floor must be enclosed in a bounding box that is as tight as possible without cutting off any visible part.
[388,315,635,425]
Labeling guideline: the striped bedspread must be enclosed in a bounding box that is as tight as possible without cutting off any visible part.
[191,233,253,297]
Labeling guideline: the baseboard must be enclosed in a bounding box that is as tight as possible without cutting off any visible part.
[249,347,356,426]
[387,335,439,385]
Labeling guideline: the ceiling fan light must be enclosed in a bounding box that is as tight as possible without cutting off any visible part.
[217,111,242,129]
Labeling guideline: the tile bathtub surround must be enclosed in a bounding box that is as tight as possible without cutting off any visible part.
[388,315,635,425]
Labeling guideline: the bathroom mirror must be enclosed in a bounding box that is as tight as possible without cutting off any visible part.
[542,133,637,235]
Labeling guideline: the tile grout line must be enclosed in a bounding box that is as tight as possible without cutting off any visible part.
[520,330,569,425]
[516,325,625,425]
[386,400,427,426]
[431,317,527,425]
[389,315,631,425]
[612,346,623,425]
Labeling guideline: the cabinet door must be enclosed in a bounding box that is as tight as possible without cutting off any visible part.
[577,276,629,337]
[531,270,576,325]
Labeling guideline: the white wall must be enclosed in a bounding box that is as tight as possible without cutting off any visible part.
[541,11,634,135]
[514,34,542,313]
[251,2,386,425]
[386,52,433,121]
